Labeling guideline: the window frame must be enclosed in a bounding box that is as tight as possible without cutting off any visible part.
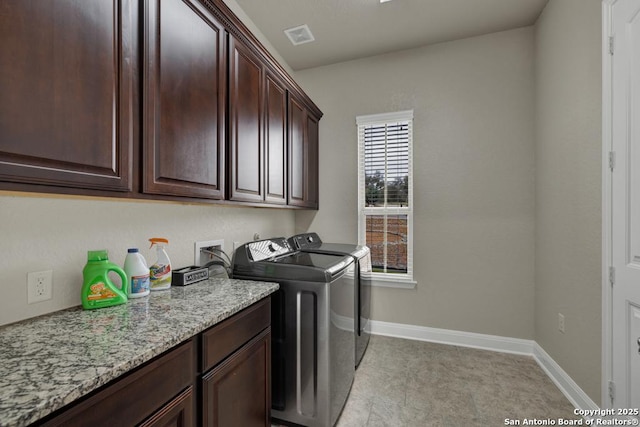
[357,110,416,289]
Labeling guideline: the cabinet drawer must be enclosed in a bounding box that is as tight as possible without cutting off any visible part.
[40,340,194,426]
[202,329,271,427]
[202,299,270,372]
[139,386,194,427]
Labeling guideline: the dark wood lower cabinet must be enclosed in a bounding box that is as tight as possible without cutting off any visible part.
[139,387,194,427]
[33,300,271,427]
[202,329,271,427]
[39,340,194,427]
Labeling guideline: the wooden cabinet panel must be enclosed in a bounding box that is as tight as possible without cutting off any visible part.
[143,0,226,199]
[228,37,263,202]
[0,0,321,208]
[139,387,194,427]
[288,94,320,209]
[0,0,134,191]
[306,114,319,209]
[31,299,273,427]
[264,73,288,205]
[228,39,290,206]
[201,298,270,372]
[40,340,194,426]
[288,96,306,207]
[202,329,271,427]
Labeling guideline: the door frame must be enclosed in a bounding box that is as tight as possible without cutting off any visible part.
[602,0,615,409]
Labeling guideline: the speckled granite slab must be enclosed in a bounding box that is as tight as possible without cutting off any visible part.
[0,277,278,427]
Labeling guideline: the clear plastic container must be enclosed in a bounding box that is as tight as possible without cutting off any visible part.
[149,238,172,290]
[124,248,150,298]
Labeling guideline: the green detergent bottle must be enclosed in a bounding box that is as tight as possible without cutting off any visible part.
[81,250,128,310]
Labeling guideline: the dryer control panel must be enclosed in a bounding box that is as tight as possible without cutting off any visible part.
[246,238,292,262]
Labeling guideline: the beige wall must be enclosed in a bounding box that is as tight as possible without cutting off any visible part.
[294,0,603,403]
[0,194,294,326]
[0,0,295,327]
[295,27,537,339]
[534,0,602,403]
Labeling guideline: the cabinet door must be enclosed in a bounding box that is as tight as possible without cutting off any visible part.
[264,72,287,205]
[228,37,263,202]
[41,341,194,426]
[288,95,306,207]
[305,113,319,209]
[143,0,226,199]
[139,387,194,427]
[202,329,271,427]
[288,94,320,209]
[0,0,134,192]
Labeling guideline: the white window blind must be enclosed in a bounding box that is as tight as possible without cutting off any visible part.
[357,110,414,286]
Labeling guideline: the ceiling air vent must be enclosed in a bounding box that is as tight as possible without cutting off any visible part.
[284,24,315,46]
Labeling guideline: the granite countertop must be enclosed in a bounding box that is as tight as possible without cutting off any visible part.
[0,277,279,427]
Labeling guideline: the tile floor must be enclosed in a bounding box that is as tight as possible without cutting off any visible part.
[334,335,580,427]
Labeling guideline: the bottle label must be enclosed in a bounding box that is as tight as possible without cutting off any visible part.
[87,282,117,301]
[150,264,171,289]
[130,274,150,294]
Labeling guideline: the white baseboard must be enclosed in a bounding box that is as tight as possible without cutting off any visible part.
[369,319,535,355]
[533,343,600,412]
[368,319,599,412]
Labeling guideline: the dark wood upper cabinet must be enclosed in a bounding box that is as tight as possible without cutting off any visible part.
[0,0,321,208]
[0,0,134,191]
[228,36,263,202]
[288,94,320,209]
[264,72,288,205]
[306,114,319,209]
[143,0,226,199]
[228,36,289,205]
[288,96,305,207]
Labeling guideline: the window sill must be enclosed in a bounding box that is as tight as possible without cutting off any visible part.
[370,277,416,289]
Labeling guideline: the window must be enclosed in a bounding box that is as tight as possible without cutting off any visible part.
[357,110,415,288]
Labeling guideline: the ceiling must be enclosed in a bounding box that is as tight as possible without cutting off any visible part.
[235,0,550,71]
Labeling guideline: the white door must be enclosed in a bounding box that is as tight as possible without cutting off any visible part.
[611,0,640,409]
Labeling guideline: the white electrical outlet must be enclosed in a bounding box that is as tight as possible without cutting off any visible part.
[27,270,53,304]
[194,239,224,266]
[558,313,565,333]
